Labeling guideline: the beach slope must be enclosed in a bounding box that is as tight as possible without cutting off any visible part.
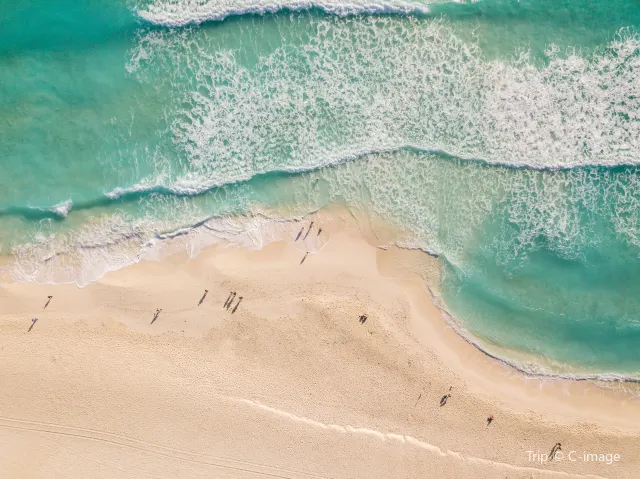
[0,225,638,478]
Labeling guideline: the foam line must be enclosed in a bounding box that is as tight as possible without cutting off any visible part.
[2,141,632,223]
[0,145,512,221]
[137,0,432,27]
[0,200,73,221]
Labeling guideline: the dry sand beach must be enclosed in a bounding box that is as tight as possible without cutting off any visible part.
[1,213,639,479]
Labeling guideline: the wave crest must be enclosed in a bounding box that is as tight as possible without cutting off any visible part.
[136,0,433,26]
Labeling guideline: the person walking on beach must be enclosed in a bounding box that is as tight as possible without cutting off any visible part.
[440,388,452,406]
[550,443,562,459]
[300,252,309,265]
[223,291,234,308]
[232,297,243,314]
[198,289,209,306]
[303,221,314,240]
[487,414,494,426]
[317,228,322,236]
[226,292,237,310]
[44,295,53,309]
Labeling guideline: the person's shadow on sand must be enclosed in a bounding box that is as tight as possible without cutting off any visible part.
[549,443,562,460]
[223,291,234,308]
[232,297,243,314]
[151,309,162,325]
[28,318,38,333]
[198,289,208,306]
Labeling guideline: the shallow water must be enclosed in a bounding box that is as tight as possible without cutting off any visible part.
[2,0,640,378]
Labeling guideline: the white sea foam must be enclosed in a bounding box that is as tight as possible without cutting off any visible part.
[5,204,311,287]
[127,17,640,188]
[16,200,74,219]
[34,145,640,292]
[52,199,73,218]
[136,0,432,27]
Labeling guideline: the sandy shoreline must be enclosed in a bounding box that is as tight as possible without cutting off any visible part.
[0,212,639,478]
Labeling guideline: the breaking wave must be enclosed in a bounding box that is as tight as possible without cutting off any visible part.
[136,0,435,26]
[128,17,640,176]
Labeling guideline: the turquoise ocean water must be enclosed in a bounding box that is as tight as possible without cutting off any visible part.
[2,0,640,379]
